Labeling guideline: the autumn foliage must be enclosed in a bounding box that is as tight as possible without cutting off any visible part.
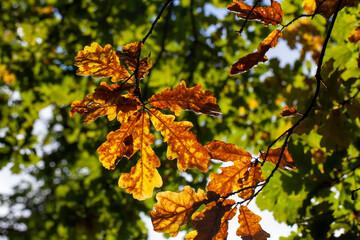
[69,0,360,239]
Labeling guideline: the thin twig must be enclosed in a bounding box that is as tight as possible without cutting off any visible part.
[236,0,262,34]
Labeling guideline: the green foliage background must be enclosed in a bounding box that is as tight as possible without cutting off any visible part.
[0,0,359,239]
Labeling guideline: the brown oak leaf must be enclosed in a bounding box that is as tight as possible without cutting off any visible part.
[280,106,298,117]
[237,206,270,240]
[149,80,221,116]
[227,0,284,27]
[205,140,252,162]
[260,146,296,170]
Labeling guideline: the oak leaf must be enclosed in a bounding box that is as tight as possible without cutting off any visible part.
[69,82,140,124]
[206,160,251,197]
[97,112,140,169]
[118,112,162,200]
[227,0,283,27]
[74,42,130,82]
[117,42,152,80]
[186,199,236,240]
[260,146,296,170]
[149,81,221,116]
[280,106,298,117]
[237,206,270,240]
[150,186,206,237]
[205,140,252,162]
[150,109,210,172]
[230,30,282,75]
[349,27,360,44]
[302,0,316,14]
[315,0,360,20]
[238,164,265,199]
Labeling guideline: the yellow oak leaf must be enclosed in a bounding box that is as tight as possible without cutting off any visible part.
[237,206,270,239]
[149,109,210,172]
[227,0,283,27]
[205,140,252,162]
[97,112,140,169]
[75,42,130,82]
[206,160,251,197]
[230,30,282,75]
[260,146,296,170]
[302,0,316,14]
[150,186,206,237]
[149,80,221,116]
[118,112,162,200]
[69,82,140,124]
[186,199,236,240]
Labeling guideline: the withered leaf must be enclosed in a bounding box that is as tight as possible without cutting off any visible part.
[205,140,252,162]
[97,112,140,169]
[227,0,284,27]
[149,80,221,116]
[186,199,236,240]
[260,146,296,170]
[230,30,282,75]
[118,112,162,200]
[237,206,270,240]
[280,106,298,117]
[150,186,206,237]
[315,0,360,20]
[75,42,130,82]
[69,82,140,124]
[206,160,251,197]
[150,109,210,172]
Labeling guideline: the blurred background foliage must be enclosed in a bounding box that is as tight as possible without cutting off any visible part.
[0,0,359,239]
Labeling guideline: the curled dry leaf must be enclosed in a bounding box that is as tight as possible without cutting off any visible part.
[150,109,210,172]
[227,0,284,27]
[237,206,270,240]
[260,146,296,170]
[230,30,282,75]
[185,199,236,240]
[280,106,298,117]
[150,186,206,237]
[69,82,140,124]
[74,42,130,82]
[149,80,221,116]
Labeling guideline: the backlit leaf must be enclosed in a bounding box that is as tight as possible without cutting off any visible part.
[280,106,298,117]
[148,81,221,116]
[260,146,296,170]
[230,30,282,75]
[315,0,360,20]
[227,0,283,27]
[150,186,206,237]
[206,160,251,197]
[74,42,130,82]
[186,199,236,240]
[237,206,270,240]
[149,109,210,172]
[118,112,162,200]
[69,82,140,124]
[238,164,265,199]
[97,112,140,169]
[205,140,252,162]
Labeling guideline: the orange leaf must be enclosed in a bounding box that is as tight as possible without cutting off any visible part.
[206,160,251,197]
[302,0,316,14]
[97,112,140,169]
[280,106,298,117]
[149,81,221,116]
[349,27,360,44]
[118,112,162,200]
[260,146,296,170]
[186,199,236,240]
[74,42,130,82]
[227,0,283,27]
[237,206,270,240]
[205,140,252,162]
[238,164,265,199]
[230,30,282,75]
[149,109,210,172]
[150,186,206,237]
[117,42,152,80]
[69,82,140,124]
